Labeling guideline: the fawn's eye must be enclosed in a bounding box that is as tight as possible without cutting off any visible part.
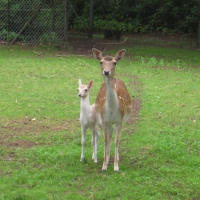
[85,89,88,92]
[113,62,117,65]
[100,62,102,65]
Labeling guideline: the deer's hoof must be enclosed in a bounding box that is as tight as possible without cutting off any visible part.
[114,164,119,172]
[102,163,107,171]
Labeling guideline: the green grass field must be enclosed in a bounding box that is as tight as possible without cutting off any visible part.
[0,39,200,200]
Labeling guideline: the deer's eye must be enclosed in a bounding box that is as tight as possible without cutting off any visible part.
[113,62,117,65]
[85,89,88,92]
[100,61,102,65]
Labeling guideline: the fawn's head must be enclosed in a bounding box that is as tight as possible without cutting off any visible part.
[92,48,126,77]
[78,79,93,98]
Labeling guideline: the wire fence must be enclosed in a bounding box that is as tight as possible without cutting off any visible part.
[0,0,69,46]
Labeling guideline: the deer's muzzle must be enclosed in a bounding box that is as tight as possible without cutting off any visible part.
[103,71,111,76]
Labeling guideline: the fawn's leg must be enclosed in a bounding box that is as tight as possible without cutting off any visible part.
[80,126,87,162]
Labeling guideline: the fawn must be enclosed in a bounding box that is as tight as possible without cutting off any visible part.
[78,79,101,163]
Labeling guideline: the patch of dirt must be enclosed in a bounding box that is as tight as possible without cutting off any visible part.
[68,37,128,56]
[63,32,197,56]
[127,76,142,127]
[0,118,72,148]
[1,118,70,134]
[128,98,141,125]
[6,140,36,148]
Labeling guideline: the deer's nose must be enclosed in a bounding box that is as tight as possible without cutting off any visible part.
[103,71,110,75]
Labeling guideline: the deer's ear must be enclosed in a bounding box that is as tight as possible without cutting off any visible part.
[78,79,82,86]
[92,48,102,60]
[88,80,93,89]
[115,49,126,61]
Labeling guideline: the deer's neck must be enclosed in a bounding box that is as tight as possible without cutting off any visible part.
[80,95,92,113]
[105,77,118,108]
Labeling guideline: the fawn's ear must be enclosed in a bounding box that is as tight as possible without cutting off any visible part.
[78,79,82,86]
[92,48,102,60]
[88,80,93,89]
[115,49,126,62]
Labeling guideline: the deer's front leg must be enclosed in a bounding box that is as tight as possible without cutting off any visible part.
[114,123,122,171]
[106,126,113,164]
[102,129,109,171]
[102,123,112,170]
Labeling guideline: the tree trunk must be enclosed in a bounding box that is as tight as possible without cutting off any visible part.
[197,0,200,48]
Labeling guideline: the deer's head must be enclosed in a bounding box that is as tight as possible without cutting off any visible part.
[78,79,93,98]
[92,48,126,77]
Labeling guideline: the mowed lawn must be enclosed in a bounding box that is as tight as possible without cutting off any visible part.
[0,41,200,200]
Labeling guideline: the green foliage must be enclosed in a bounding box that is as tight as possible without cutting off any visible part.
[72,0,199,34]
[0,0,65,44]
[0,29,7,40]
[39,32,58,43]
[0,29,27,42]
[139,56,184,68]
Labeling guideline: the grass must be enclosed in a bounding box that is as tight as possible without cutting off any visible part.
[0,40,200,200]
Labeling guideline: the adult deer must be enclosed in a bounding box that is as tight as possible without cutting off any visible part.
[92,48,132,171]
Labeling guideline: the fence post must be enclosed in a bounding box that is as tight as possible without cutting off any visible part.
[7,0,10,45]
[64,0,69,47]
[88,0,94,38]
